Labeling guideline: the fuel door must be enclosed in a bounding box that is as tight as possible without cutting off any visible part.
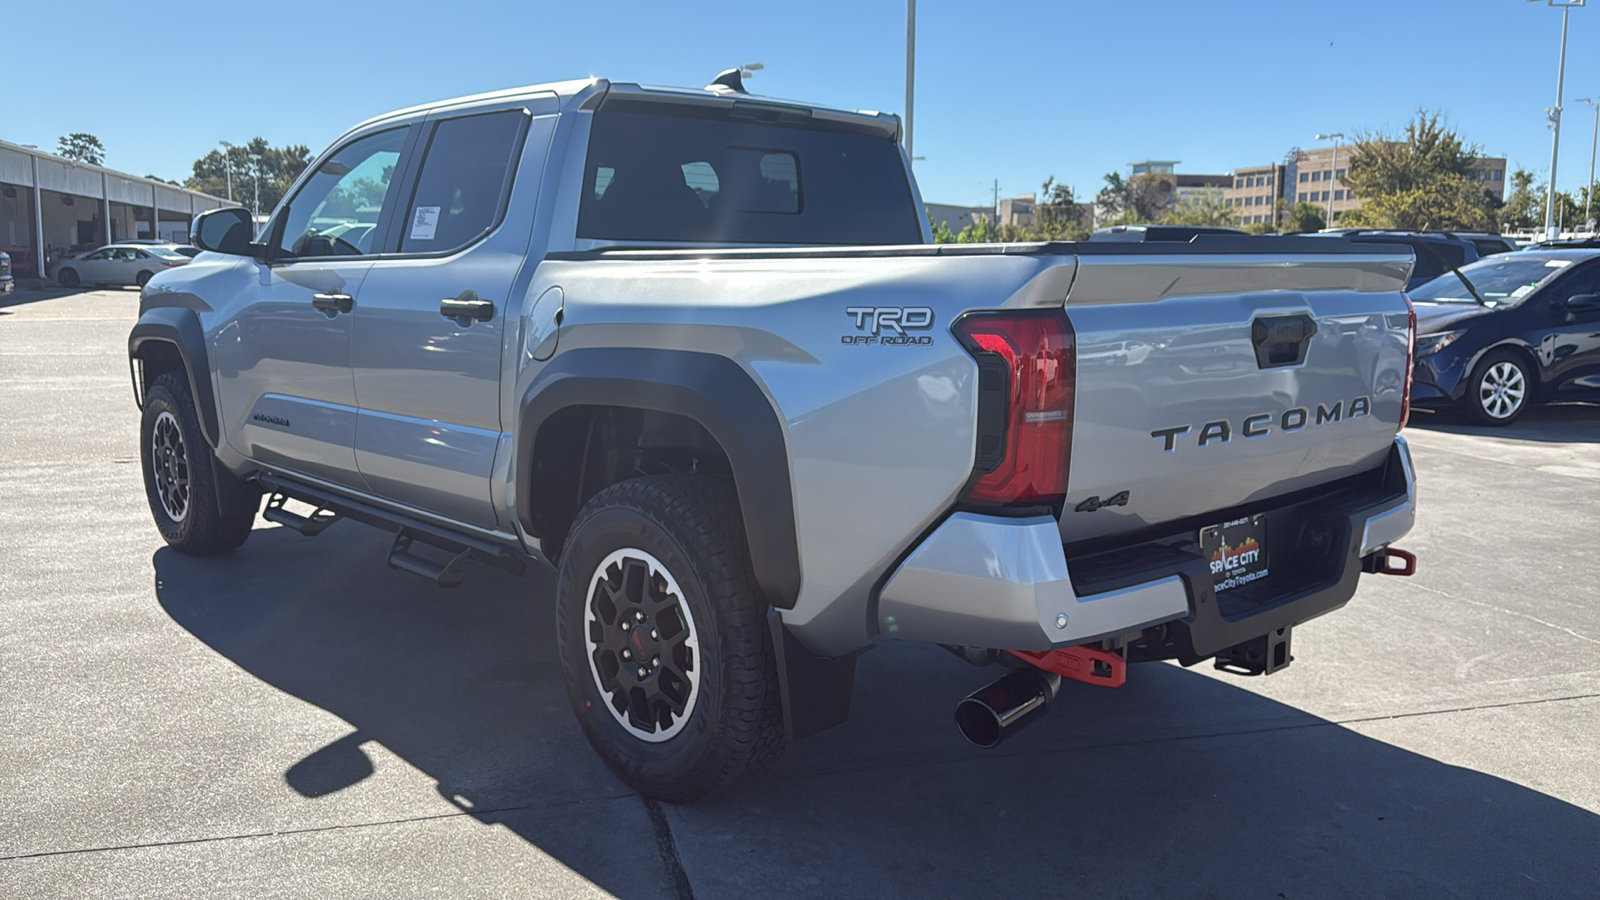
[526,286,564,361]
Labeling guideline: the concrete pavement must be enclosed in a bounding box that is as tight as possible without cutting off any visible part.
[2,287,1595,898]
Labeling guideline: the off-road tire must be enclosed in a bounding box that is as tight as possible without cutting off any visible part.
[556,474,785,803]
[1463,349,1532,426]
[140,371,260,554]
[57,268,80,287]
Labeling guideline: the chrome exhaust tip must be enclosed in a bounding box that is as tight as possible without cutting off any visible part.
[954,668,1061,749]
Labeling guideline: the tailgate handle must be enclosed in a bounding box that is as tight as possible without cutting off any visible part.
[1252,314,1318,368]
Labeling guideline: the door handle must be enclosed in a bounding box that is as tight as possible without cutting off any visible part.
[440,291,495,323]
[311,292,353,314]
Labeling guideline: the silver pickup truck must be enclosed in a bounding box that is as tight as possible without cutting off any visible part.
[129,74,1418,802]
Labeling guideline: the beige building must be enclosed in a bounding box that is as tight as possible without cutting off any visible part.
[997,194,1035,227]
[1286,145,1506,224]
[1223,164,1284,226]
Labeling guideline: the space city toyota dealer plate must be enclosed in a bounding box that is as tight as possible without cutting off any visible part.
[1200,514,1270,592]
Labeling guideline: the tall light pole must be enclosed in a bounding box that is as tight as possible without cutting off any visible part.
[1315,132,1344,226]
[250,152,262,217]
[1531,0,1585,241]
[905,0,916,167]
[1580,97,1600,230]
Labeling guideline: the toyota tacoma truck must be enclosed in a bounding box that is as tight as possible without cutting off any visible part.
[129,72,1419,802]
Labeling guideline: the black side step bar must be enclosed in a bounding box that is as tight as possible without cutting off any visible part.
[262,493,341,536]
[257,474,526,588]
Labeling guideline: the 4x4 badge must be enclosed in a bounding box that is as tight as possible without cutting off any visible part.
[1075,491,1130,513]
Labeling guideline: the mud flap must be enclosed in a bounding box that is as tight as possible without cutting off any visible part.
[768,612,857,741]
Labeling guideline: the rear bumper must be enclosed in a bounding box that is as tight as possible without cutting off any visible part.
[876,435,1416,655]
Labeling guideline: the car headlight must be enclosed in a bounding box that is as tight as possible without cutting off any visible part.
[1414,330,1465,359]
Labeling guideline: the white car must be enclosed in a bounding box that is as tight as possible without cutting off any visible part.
[53,244,191,288]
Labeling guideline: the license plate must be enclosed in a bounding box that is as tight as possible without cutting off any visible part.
[1200,514,1270,592]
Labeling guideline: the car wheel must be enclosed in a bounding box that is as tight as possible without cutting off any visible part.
[1464,349,1532,426]
[140,371,261,554]
[136,270,154,287]
[556,474,785,803]
[57,268,80,287]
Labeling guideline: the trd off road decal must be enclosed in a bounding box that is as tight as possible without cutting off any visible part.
[842,306,935,345]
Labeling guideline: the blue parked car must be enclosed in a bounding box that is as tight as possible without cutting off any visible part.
[1409,246,1600,424]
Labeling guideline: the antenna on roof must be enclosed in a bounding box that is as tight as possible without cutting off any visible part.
[706,68,749,93]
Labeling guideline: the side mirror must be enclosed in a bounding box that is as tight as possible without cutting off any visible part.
[1565,292,1600,314]
[191,207,258,257]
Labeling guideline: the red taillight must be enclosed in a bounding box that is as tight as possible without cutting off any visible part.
[954,310,1075,507]
[1400,292,1416,429]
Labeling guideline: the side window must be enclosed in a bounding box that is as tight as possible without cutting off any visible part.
[84,250,108,260]
[399,110,526,253]
[133,250,152,259]
[276,127,408,259]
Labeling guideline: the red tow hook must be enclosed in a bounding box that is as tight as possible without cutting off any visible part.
[1007,645,1126,688]
[1372,547,1418,576]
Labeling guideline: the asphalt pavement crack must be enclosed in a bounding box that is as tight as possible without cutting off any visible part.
[641,796,696,900]
[1407,580,1600,646]
[0,792,636,864]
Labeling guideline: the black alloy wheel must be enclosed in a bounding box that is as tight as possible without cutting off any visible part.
[556,474,785,803]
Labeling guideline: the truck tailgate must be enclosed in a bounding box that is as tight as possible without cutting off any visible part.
[1060,249,1413,544]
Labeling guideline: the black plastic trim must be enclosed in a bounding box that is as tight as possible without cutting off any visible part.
[127,306,219,448]
[516,348,801,609]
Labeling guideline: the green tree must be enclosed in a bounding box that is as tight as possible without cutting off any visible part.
[1279,201,1327,234]
[1033,177,1090,240]
[1338,111,1501,230]
[1499,168,1542,230]
[1095,171,1173,223]
[186,138,312,213]
[955,216,999,243]
[928,211,957,244]
[1244,221,1279,235]
[1159,195,1236,227]
[57,133,105,165]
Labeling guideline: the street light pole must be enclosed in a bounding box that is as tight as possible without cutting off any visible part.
[1580,97,1600,230]
[1532,0,1585,241]
[250,153,262,217]
[1315,132,1345,226]
[905,0,916,167]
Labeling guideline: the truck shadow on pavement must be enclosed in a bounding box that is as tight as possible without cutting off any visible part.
[155,523,1600,899]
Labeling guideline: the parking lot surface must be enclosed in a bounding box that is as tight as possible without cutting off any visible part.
[2,287,1597,899]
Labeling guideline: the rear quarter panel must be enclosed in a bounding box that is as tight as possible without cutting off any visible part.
[516,252,1076,654]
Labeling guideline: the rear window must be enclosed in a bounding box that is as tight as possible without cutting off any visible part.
[577,105,921,245]
[147,247,188,260]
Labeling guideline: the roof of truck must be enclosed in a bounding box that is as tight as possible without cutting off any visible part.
[348,76,901,139]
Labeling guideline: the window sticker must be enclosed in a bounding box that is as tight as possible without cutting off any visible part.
[1511,284,1537,298]
[409,206,440,241]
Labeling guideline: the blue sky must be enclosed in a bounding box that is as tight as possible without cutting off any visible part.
[9,0,1599,207]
